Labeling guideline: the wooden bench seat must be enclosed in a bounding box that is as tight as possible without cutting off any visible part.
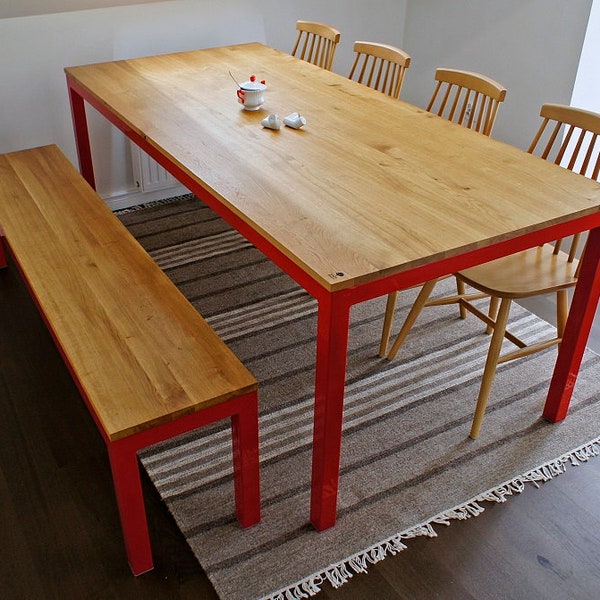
[0,144,260,575]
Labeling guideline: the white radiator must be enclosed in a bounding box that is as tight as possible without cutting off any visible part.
[130,142,178,193]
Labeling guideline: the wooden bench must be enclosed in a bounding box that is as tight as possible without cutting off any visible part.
[0,145,260,575]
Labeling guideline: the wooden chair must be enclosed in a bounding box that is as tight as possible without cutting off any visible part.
[426,68,507,135]
[348,41,411,99]
[379,68,507,358]
[393,104,600,439]
[291,20,341,71]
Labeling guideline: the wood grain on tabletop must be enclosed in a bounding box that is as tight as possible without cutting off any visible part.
[65,43,600,290]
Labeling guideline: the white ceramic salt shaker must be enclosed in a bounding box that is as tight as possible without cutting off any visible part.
[261,113,282,130]
[283,112,307,129]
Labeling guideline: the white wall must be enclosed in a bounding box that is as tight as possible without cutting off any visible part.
[402,0,593,151]
[0,0,165,19]
[0,0,594,196]
[0,0,266,201]
[259,0,593,152]
[572,0,600,113]
[259,0,408,77]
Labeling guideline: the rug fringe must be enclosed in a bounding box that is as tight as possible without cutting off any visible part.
[261,435,600,600]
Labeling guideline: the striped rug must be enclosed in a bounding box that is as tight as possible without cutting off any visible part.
[119,195,600,600]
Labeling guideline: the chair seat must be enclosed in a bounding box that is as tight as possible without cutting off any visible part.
[458,245,578,298]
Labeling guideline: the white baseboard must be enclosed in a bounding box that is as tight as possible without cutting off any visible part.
[102,184,190,212]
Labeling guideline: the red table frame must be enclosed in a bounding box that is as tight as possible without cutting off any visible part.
[67,75,600,532]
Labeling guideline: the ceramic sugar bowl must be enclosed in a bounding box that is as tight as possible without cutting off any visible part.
[236,75,266,111]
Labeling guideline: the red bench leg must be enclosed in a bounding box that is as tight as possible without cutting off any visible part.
[231,391,261,527]
[107,438,154,576]
[105,391,260,576]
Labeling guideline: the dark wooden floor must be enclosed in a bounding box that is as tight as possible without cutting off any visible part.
[2,254,600,600]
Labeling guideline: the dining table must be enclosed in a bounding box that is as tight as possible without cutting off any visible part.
[65,42,600,532]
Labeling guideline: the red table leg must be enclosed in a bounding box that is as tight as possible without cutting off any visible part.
[67,81,96,189]
[544,226,600,422]
[310,291,352,531]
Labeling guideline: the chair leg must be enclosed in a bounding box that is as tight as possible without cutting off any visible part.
[379,292,398,357]
[556,289,568,342]
[387,279,438,360]
[456,277,468,319]
[470,298,512,439]
[486,296,500,334]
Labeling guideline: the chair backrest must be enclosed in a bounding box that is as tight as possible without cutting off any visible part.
[291,20,341,71]
[348,41,411,99]
[528,103,600,264]
[426,68,507,137]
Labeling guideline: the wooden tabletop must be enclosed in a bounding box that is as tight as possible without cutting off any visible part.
[65,43,600,292]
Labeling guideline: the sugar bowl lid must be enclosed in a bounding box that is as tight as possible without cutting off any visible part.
[240,74,266,91]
